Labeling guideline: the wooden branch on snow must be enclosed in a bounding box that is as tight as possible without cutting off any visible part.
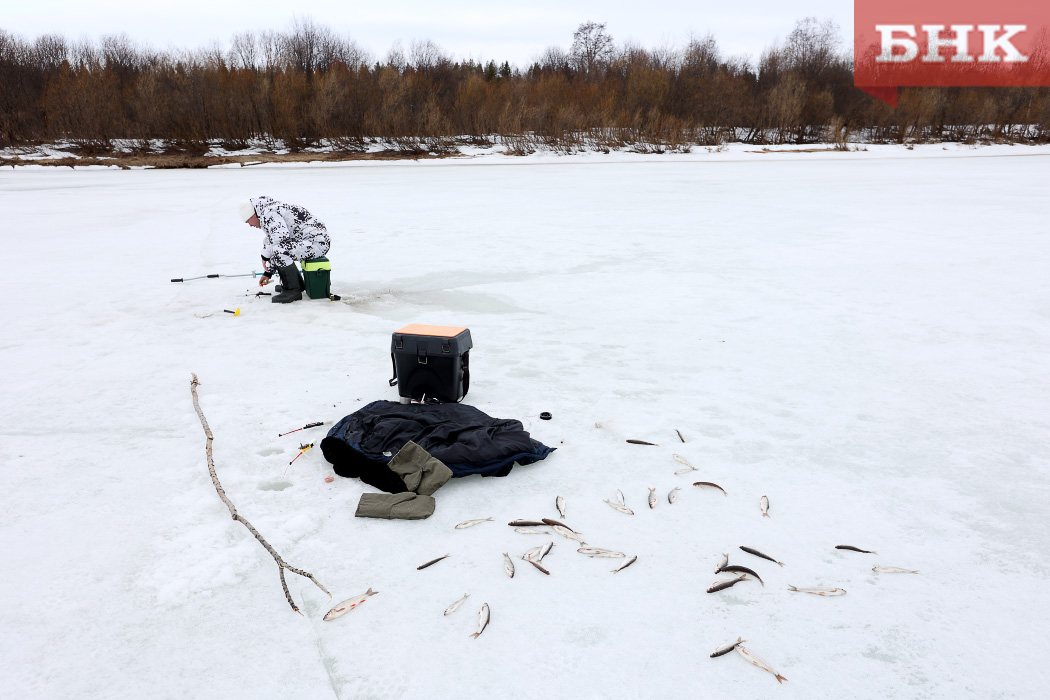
[190,373,330,614]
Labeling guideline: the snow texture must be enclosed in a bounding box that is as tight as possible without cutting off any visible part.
[2,148,1048,699]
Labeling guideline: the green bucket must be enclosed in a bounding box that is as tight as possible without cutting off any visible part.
[301,257,331,299]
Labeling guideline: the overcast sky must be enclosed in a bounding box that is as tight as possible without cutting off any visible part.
[2,1,855,65]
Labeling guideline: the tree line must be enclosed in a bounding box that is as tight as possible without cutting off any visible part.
[1,18,1048,155]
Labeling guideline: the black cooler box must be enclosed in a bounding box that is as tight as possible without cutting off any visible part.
[390,324,472,403]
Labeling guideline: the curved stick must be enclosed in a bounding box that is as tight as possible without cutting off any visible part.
[190,373,330,613]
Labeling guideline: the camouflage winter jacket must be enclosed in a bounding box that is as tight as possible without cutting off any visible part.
[251,195,330,266]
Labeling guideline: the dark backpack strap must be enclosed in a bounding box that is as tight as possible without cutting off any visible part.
[389,353,398,386]
[459,351,469,401]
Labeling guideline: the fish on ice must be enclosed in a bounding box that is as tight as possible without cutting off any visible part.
[522,545,544,561]
[710,637,745,658]
[612,555,637,573]
[455,517,493,529]
[616,489,626,506]
[526,559,551,575]
[740,546,784,566]
[556,496,566,518]
[417,554,451,570]
[787,585,846,596]
[873,566,919,574]
[323,588,377,621]
[502,552,515,578]
[668,486,681,504]
[541,518,576,532]
[514,527,552,535]
[715,553,728,574]
[717,564,764,587]
[626,439,658,445]
[836,545,877,554]
[444,593,470,616]
[760,496,770,518]
[577,547,626,558]
[604,499,635,515]
[672,454,693,467]
[736,645,787,683]
[507,519,546,527]
[647,487,657,509]
[470,603,490,639]
[693,481,727,496]
[706,574,750,593]
[552,525,586,543]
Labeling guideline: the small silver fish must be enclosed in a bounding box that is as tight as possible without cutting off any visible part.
[626,439,658,445]
[648,487,657,509]
[715,553,728,574]
[455,517,494,529]
[556,496,566,518]
[873,566,919,574]
[443,593,470,616]
[541,518,577,532]
[470,603,490,639]
[417,554,451,570]
[675,429,686,443]
[612,555,637,573]
[668,486,681,504]
[673,454,693,467]
[674,466,699,475]
[526,558,551,575]
[740,546,784,567]
[514,527,552,535]
[736,645,787,684]
[323,588,377,621]
[502,552,515,578]
[577,547,626,558]
[537,541,554,561]
[522,545,544,561]
[710,637,745,658]
[788,585,846,596]
[760,496,770,518]
[552,525,586,543]
[836,545,877,554]
[616,489,626,506]
[706,574,749,593]
[604,499,634,515]
[693,481,727,496]
[507,519,546,527]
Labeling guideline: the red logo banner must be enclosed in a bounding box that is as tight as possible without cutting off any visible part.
[855,0,1050,105]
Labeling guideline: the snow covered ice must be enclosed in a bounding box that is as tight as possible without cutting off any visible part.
[2,146,1049,699]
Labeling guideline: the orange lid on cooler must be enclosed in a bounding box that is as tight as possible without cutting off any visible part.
[395,324,468,338]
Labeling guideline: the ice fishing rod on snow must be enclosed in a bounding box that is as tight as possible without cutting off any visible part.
[278,420,332,437]
[289,443,314,465]
[170,271,265,283]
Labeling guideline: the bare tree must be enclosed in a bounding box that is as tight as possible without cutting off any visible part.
[229,31,258,70]
[570,21,614,75]
[410,39,450,72]
[784,17,841,78]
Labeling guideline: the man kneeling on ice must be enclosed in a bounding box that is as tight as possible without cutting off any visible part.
[238,197,330,303]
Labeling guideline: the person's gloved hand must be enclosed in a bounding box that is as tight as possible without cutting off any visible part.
[355,492,436,520]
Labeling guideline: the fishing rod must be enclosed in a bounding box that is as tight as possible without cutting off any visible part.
[171,271,265,283]
[289,443,314,465]
[278,420,332,437]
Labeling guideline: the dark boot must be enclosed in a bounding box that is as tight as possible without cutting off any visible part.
[274,269,306,293]
[272,264,303,303]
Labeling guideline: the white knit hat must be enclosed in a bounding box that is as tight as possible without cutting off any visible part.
[238,200,256,222]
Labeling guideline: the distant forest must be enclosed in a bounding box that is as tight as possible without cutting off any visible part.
[2,18,1049,155]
